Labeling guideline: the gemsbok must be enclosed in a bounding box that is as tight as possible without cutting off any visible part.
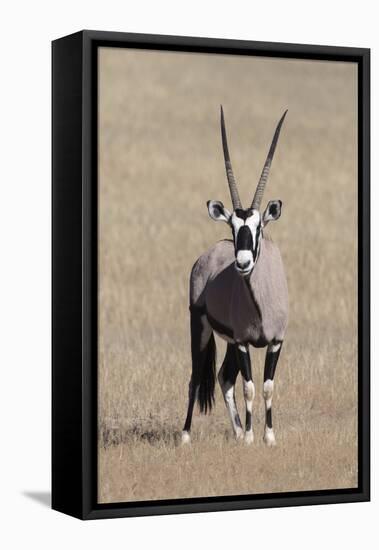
[182,106,289,446]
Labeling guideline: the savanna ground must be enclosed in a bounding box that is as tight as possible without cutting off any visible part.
[98,48,358,503]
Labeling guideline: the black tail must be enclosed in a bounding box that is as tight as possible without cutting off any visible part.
[197,333,217,414]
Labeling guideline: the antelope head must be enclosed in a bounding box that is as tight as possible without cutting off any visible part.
[207,106,287,276]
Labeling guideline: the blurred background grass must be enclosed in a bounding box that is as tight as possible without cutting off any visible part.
[98,47,358,503]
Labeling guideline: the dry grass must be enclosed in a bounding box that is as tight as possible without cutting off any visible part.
[98,48,358,503]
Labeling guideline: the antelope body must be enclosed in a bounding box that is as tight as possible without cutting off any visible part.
[182,107,289,446]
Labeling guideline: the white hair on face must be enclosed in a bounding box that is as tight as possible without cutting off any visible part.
[246,211,261,253]
[236,250,253,265]
[230,213,244,236]
[245,210,260,231]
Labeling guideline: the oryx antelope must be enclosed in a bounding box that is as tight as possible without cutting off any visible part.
[182,107,289,446]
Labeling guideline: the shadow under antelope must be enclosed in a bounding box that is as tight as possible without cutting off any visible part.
[182,107,289,446]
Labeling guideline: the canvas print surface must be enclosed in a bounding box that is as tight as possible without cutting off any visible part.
[98,47,358,504]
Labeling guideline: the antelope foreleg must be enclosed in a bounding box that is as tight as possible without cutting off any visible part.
[263,341,283,446]
[236,344,255,445]
[218,344,243,440]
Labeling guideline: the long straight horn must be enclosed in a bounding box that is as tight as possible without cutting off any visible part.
[220,105,242,210]
[251,110,288,210]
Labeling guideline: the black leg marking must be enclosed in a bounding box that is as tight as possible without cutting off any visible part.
[263,341,283,445]
[218,344,243,436]
[235,345,255,441]
[235,345,252,381]
[264,341,282,381]
[245,411,252,432]
[221,345,240,385]
[266,408,272,429]
[245,410,252,432]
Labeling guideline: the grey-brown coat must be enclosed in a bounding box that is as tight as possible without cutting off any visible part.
[190,238,288,347]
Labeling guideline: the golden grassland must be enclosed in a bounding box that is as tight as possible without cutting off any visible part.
[98,48,358,503]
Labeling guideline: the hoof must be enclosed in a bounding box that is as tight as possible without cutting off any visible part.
[235,427,244,440]
[181,431,191,445]
[244,431,254,445]
[263,428,276,447]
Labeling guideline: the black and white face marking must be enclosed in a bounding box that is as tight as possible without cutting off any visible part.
[230,208,262,276]
[207,199,282,277]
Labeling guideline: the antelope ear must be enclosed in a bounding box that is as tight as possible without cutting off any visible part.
[207,200,231,223]
[262,200,282,226]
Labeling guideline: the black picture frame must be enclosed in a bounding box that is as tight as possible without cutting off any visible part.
[52,30,370,520]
